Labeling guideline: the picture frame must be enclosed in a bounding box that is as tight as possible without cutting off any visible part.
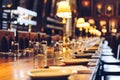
[109,19,117,32]
[95,3,103,16]
[105,4,114,17]
[117,0,120,16]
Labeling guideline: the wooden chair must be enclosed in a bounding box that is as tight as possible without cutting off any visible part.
[100,44,120,80]
[117,44,120,60]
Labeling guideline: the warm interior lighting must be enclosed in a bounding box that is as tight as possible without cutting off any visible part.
[107,5,112,11]
[7,4,12,8]
[102,28,107,33]
[89,27,101,36]
[84,22,90,33]
[77,18,85,24]
[111,21,116,27]
[109,19,117,33]
[56,1,72,42]
[111,29,117,33]
[56,1,71,19]
[100,20,106,26]
[41,27,44,32]
[95,30,101,36]
[51,29,54,34]
[76,18,85,30]
[97,3,102,9]
[76,18,85,39]
[109,19,117,28]
[82,0,90,7]
[89,26,94,33]
[77,24,84,31]
[88,19,95,25]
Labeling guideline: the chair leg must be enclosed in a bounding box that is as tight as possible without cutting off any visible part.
[103,75,107,80]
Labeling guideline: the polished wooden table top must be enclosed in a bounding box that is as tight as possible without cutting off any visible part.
[0,57,33,80]
[0,54,100,80]
[0,37,101,80]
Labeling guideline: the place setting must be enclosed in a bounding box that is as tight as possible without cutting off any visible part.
[28,68,72,80]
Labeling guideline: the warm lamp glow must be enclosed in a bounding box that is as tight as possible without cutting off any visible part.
[102,28,107,33]
[56,1,72,47]
[91,28,96,35]
[82,0,90,7]
[7,4,12,8]
[107,5,112,11]
[77,24,85,28]
[41,27,44,32]
[111,21,116,27]
[95,30,101,36]
[88,19,95,25]
[84,22,90,29]
[51,29,54,34]
[112,29,117,33]
[100,20,106,26]
[77,18,85,24]
[56,1,71,18]
[89,26,94,33]
[97,3,102,9]
[84,22,90,33]
[109,19,117,28]
[76,18,85,29]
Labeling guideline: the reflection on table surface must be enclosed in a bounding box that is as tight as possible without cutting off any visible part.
[0,56,100,80]
[0,37,102,80]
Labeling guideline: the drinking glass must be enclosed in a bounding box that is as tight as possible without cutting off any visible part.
[33,41,48,69]
[41,40,48,67]
[34,54,45,69]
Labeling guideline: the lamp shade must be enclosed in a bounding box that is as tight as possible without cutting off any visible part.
[111,29,117,33]
[84,22,90,29]
[77,18,85,24]
[100,20,106,26]
[56,1,71,18]
[76,18,85,28]
[102,28,107,33]
[88,19,95,25]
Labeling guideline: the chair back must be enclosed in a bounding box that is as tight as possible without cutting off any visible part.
[117,44,120,60]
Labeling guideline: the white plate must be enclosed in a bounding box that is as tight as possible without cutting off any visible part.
[28,68,72,78]
[75,53,93,58]
[61,58,89,65]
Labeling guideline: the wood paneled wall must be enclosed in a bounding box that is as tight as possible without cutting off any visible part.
[0,30,62,52]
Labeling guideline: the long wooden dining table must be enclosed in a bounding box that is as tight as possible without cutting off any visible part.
[0,47,101,80]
